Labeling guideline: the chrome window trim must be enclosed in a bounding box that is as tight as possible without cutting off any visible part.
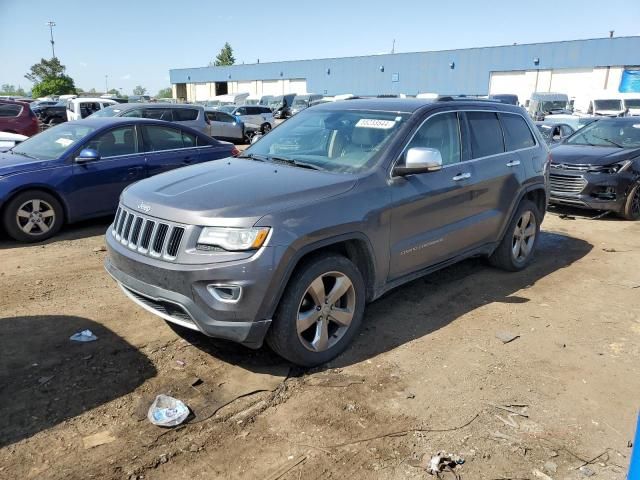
[390,108,539,178]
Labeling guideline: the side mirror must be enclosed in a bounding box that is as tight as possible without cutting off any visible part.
[76,148,100,163]
[393,147,443,176]
[250,134,263,144]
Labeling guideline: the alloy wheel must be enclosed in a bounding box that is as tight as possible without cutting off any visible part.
[15,199,56,236]
[632,186,640,217]
[511,210,537,263]
[296,271,356,352]
[262,124,272,134]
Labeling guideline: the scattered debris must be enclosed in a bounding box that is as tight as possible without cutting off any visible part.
[264,454,307,480]
[405,390,416,399]
[532,468,554,480]
[92,246,107,252]
[82,430,116,449]
[628,440,633,448]
[487,403,529,418]
[495,414,519,428]
[69,329,98,342]
[148,394,190,427]
[495,331,520,344]
[590,211,611,220]
[602,248,631,253]
[37,375,54,386]
[579,465,595,476]
[190,377,203,387]
[559,214,576,220]
[421,451,465,477]
[544,461,558,473]
[175,360,186,367]
[549,450,559,457]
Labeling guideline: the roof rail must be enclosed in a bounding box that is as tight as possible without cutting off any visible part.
[437,96,503,103]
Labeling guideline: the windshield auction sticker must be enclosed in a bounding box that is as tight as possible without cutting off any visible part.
[55,138,74,147]
[355,119,396,129]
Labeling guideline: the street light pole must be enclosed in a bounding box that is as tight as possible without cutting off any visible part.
[105,75,108,93]
[46,21,56,58]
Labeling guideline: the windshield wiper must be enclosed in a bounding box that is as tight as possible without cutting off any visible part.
[267,155,323,171]
[591,135,623,148]
[236,152,268,161]
[11,150,39,160]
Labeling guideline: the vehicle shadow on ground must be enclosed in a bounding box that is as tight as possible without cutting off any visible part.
[0,315,156,448]
[0,216,113,250]
[335,231,593,367]
[177,231,592,372]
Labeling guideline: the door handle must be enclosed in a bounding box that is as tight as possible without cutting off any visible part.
[127,166,143,177]
[452,172,471,181]
[506,160,521,167]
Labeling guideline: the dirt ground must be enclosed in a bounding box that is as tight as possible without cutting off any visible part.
[0,206,638,480]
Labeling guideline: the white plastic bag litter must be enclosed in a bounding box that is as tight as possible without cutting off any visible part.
[147,394,189,427]
[69,329,97,342]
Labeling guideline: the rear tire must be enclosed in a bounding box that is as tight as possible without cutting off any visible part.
[489,199,541,271]
[620,183,640,220]
[266,254,365,367]
[3,190,64,242]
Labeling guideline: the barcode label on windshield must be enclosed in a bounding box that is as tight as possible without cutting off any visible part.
[355,119,396,129]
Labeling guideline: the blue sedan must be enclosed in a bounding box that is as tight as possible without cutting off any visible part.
[0,117,236,242]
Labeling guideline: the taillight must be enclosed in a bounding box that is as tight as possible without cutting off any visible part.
[231,147,240,157]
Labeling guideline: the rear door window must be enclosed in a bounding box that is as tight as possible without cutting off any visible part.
[121,109,143,118]
[182,130,197,148]
[172,109,199,121]
[218,112,236,123]
[465,111,505,158]
[500,113,535,151]
[0,103,22,117]
[142,125,187,151]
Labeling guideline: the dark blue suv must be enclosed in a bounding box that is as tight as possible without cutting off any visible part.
[0,117,235,242]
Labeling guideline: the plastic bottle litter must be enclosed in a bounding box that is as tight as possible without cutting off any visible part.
[148,394,190,427]
[69,329,97,342]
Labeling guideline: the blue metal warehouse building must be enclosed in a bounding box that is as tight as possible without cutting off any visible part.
[170,36,640,104]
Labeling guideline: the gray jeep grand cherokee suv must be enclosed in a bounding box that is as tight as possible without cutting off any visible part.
[105,98,550,366]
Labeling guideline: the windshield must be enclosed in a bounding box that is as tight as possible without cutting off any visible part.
[624,99,640,108]
[293,97,310,106]
[540,100,567,112]
[242,109,408,173]
[565,120,640,148]
[269,97,283,109]
[593,99,623,111]
[244,99,259,105]
[12,123,97,160]
[536,124,554,139]
[88,105,122,117]
[218,105,236,114]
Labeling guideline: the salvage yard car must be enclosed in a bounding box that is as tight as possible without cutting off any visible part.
[0,118,236,242]
[66,97,118,121]
[204,108,248,142]
[0,100,39,137]
[218,105,275,133]
[548,117,640,219]
[105,98,549,366]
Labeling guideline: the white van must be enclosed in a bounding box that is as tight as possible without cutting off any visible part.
[66,97,118,121]
[621,93,640,116]
[585,93,625,117]
[215,93,250,106]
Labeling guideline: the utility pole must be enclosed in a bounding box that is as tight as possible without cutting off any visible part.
[105,75,108,93]
[46,21,56,58]
[391,39,395,54]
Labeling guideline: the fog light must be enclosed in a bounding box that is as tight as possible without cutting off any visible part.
[207,284,242,303]
[593,186,616,201]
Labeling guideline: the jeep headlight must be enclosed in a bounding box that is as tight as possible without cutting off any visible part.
[197,227,270,251]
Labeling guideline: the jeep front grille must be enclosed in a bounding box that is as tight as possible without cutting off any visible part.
[112,206,186,260]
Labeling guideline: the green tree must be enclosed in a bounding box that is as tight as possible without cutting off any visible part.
[211,42,235,67]
[0,84,26,96]
[157,87,172,98]
[133,85,147,95]
[89,87,97,93]
[107,88,120,96]
[25,57,76,97]
[31,76,76,98]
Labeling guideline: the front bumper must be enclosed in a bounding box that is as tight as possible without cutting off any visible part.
[104,231,282,348]
[549,170,635,211]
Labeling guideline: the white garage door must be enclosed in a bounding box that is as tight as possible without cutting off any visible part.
[288,78,307,94]
[489,71,532,106]
[236,81,255,95]
[261,80,281,96]
[194,83,209,101]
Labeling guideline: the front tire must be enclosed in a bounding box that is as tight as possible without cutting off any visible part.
[266,254,365,367]
[3,190,64,242]
[489,199,541,271]
[620,183,640,220]
[261,123,272,134]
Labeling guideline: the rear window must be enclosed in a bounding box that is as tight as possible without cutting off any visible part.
[500,113,535,150]
[142,108,173,121]
[0,103,22,117]
[172,109,199,121]
[466,111,504,158]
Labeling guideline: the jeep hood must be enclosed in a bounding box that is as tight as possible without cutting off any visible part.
[121,158,357,226]
[550,145,640,166]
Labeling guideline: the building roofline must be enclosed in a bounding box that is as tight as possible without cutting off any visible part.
[170,35,640,73]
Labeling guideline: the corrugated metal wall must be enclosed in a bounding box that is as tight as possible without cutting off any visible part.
[170,37,640,96]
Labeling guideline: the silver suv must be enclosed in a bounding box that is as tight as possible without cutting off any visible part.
[105,98,549,366]
[218,105,275,134]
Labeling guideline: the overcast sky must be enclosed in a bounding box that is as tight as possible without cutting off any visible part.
[1,0,639,95]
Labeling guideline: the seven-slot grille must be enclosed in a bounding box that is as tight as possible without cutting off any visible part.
[112,206,185,259]
[549,173,587,196]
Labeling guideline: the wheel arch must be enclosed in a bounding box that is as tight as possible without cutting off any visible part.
[494,184,547,254]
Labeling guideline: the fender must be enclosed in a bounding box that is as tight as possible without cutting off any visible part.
[257,231,377,321]
[495,182,548,246]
